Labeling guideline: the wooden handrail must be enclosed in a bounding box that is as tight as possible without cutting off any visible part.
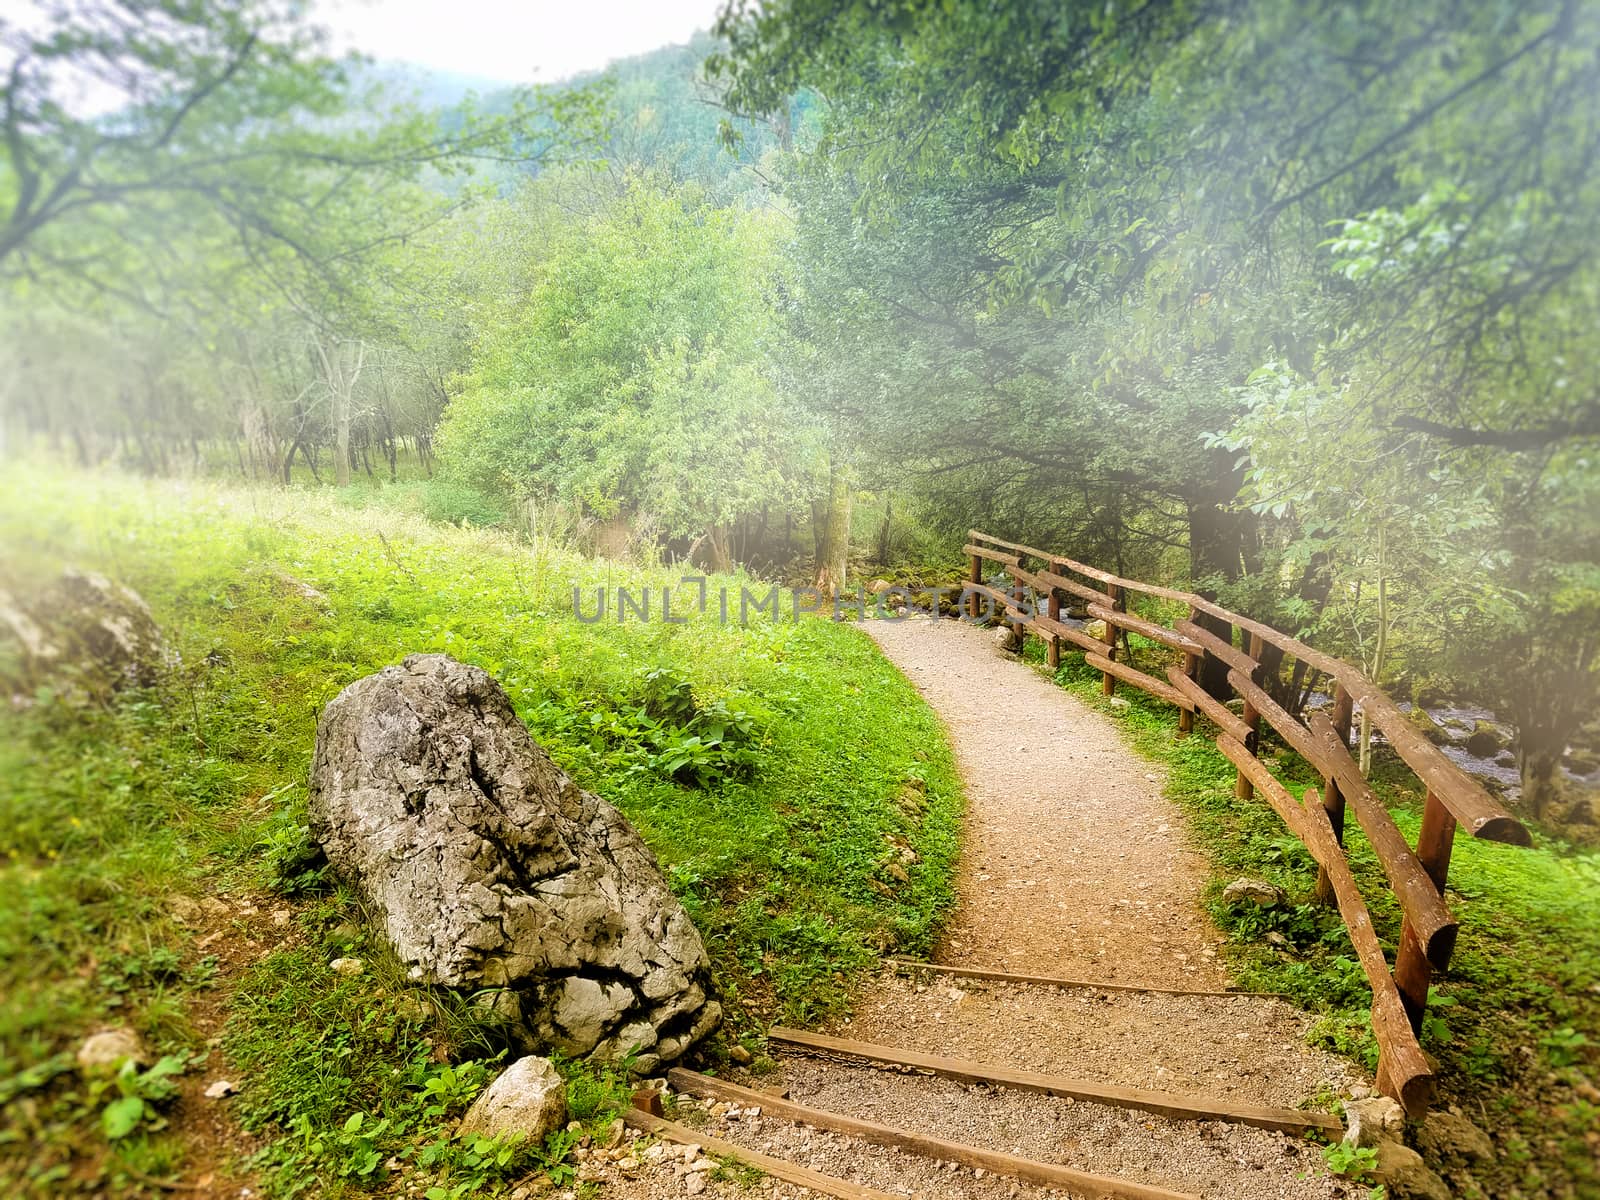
[963,528,1532,1117]
[966,530,1529,845]
[1088,602,1204,655]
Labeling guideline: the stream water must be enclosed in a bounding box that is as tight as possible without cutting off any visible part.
[1304,694,1599,802]
[1051,606,1598,803]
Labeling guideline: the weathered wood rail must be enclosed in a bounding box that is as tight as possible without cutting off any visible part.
[963,529,1532,1117]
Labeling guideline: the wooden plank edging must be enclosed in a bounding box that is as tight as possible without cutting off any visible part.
[666,1068,1202,1200]
[624,1108,900,1200]
[767,1028,1343,1136]
[886,958,1285,998]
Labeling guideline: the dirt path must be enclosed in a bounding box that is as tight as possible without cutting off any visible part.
[868,616,1229,989]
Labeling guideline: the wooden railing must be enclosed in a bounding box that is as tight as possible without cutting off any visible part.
[964,529,1531,1117]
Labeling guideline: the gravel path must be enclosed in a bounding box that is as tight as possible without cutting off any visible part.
[603,617,1364,1199]
[866,617,1227,988]
[836,967,1358,1105]
[672,1067,1357,1200]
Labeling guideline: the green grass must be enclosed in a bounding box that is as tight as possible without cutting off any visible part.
[1031,640,1599,1200]
[0,464,962,1197]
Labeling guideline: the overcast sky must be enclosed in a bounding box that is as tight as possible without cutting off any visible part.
[315,0,726,84]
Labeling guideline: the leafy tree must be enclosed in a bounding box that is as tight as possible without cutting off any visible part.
[717,0,1600,748]
[0,0,602,309]
[436,175,809,568]
[1230,188,1600,815]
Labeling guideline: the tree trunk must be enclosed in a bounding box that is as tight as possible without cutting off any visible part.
[1187,472,1259,700]
[315,335,365,489]
[814,461,853,594]
[333,390,352,487]
[704,525,734,575]
[1518,746,1562,821]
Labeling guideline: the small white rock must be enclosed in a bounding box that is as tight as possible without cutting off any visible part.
[204,1079,238,1099]
[458,1056,568,1143]
[76,1029,148,1072]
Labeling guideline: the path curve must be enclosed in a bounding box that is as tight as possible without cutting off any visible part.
[868,616,1227,989]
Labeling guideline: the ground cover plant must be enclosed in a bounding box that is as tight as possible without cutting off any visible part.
[0,465,962,1197]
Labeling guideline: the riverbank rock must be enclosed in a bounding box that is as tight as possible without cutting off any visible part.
[1408,705,1453,747]
[457,1056,568,1143]
[1463,720,1508,758]
[308,654,720,1073]
[993,625,1022,651]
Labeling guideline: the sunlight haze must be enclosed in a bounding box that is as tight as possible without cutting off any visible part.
[315,0,724,83]
[0,3,1595,1197]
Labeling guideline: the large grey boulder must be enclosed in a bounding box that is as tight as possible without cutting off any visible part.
[308,654,720,1073]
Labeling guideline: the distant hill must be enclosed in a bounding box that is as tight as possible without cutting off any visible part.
[561,32,806,189]
[362,61,519,111]
[391,33,812,195]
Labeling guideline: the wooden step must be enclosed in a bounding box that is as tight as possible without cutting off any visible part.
[888,958,1286,998]
[668,1067,1201,1200]
[624,1107,899,1200]
[768,1027,1344,1137]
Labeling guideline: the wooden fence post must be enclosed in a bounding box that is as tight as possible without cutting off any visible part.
[1314,685,1356,904]
[1234,632,1265,800]
[1176,603,1203,738]
[1046,560,1063,670]
[967,548,981,619]
[1414,790,1458,892]
[1393,789,1459,1031]
[1176,652,1196,737]
[1100,584,1123,696]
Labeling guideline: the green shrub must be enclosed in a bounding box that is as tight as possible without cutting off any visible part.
[419,479,508,528]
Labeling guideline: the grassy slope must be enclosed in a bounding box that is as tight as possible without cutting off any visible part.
[1032,644,1599,1200]
[0,467,961,1197]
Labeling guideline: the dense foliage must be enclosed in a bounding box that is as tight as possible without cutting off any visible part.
[709,0,1600,815]
[436,177,807,568]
